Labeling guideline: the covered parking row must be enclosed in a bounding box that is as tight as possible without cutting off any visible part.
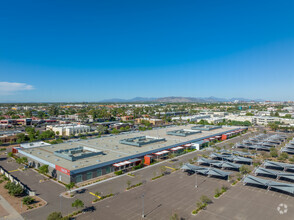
[181,163,231,179]
[254,167,294,182]
[281,147,294,154]
[210,152,253,164]
[263,160,294,172]
[197,157,241,170]
[243,175,294,195]
[236,144,273,151]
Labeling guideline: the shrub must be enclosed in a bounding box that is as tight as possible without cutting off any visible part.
[240,165,251,175]
[4,182,24,196]
[72,199,84,209]
[270,147,278,158]
[47,212,63,220]
[200,195,212,204]
[22,196,35,205]
[39,165,49,174]
[114,170,123,175]
[214,188,221,198]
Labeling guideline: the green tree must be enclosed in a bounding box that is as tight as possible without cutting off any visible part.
[65,182,75,190]
[127,180,131,188]
[47,212,63,220]
[278,152,289,161]
[270,147,278,158]
[268,123,279,131]
[24,110,33,118]
[170,213,179,220]
[240,165,251,175]
[39,165,49,174]
[22,196,35,205]
[200,195,212,204]
[72,199,84,209]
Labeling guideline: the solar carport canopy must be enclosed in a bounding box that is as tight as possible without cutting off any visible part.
[255,167,294,181]
[197,157,241,170]
[243,175,294,194]
[264,161,294,171]
[181,163,231,178]
[210,153,252,163]
[281,148,294,154]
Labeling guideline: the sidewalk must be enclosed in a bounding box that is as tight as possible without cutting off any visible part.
[0,195,23,220]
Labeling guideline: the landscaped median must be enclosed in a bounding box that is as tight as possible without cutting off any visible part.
[126,182,142,191]
[191,195,212,215]
[92,193,114,203]
[151,174,164,181]
[214,185,228,199]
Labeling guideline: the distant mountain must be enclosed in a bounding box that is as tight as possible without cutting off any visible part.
[100,97,157,103]
[100,96,264,103]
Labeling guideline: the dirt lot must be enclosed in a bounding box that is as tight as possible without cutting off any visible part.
[0,178,46,213]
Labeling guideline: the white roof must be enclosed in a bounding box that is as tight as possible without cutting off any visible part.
[170,146,184,151]
[154,150,170,155]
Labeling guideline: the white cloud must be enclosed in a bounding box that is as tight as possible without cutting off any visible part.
[0,82,34,95]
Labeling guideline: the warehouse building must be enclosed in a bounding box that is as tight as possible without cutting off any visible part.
[16,125,246,184]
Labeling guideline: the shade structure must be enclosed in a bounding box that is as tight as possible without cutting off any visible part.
[209,153,252,164]
[264,160,294,171]
[255,167,294,182]
[181,163,231,178]
[243,175,294,194]
[232,151,255,157]
[197,157,241,170]
[281,147,294,154]
[285,144,294,149]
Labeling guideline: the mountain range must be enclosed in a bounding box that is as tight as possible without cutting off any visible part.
[100,96,265,103]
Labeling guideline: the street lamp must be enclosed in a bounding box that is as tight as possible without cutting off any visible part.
[141,193,145,218]
[195,172,198,188]
[59,194,62,213]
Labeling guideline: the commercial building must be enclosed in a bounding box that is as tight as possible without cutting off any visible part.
[0,118,32,126]
[16,125,246,184]
[0,130,23,143]
[171,115,210,122]
[46,124,90,136]
[135,118,164,126]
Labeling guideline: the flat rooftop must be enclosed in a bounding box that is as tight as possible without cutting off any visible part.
[18,125,242,174]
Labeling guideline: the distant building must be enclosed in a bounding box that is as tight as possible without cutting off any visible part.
[0,118,32,126]
[171,115,210,122]
[135,118,164,126]
[46,124,90,136]
[121,115,134,121]
[0,130,22,143]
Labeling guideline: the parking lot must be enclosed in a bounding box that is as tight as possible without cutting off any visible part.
[196,182,294,220]
[77,169,230,220]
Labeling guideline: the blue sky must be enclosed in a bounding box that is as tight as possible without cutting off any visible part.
[0,0,293,102]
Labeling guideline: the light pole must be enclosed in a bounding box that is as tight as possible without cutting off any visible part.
[59,194,62,213]
[195,172,198,188]
[141,193,145,218]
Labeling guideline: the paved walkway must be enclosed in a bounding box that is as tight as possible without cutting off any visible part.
[0,195,23,220]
